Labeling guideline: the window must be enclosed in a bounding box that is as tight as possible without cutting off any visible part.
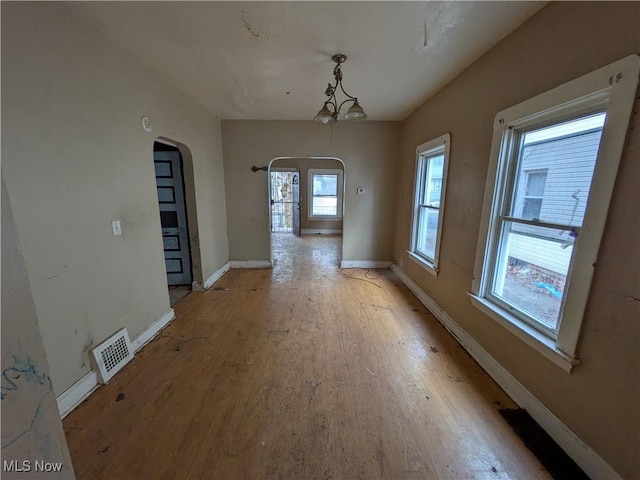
[490,114,605,334]
[470,55,639,371]
[308,169,343,219]
[409,133,451,275]
[521,170,547,220]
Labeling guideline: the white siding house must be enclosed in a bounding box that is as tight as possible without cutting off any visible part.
[510,127,603,275]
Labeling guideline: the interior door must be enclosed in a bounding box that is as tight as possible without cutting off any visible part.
[292,171,301,237]
[154,149,192,286]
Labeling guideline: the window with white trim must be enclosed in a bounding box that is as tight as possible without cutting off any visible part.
[409,133,450,275]
[470,55,639,371]
[308,169,343,219]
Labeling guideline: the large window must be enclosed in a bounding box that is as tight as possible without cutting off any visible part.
[308,169,343,219]
[490,113,605,334]
[409,133,450,275]
[470,55,639,371]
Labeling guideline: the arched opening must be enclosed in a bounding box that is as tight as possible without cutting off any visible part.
[267,157,346,267]
[153,138,203,306]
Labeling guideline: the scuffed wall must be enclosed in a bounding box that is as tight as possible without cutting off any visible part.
[394,2,640,477]
[1,2,229,395]
[1,176,75,479]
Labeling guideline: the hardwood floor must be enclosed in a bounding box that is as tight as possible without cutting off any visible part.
[64,234,550,479]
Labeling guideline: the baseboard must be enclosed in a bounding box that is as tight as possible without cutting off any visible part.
[57,371,98,419]
[229,260,273,269]
[57,308,176,419]
[389,264,621,480]
[340,260,392,269]
[203,262,231,289]
[130,308,176,353]
[301,229,343,235]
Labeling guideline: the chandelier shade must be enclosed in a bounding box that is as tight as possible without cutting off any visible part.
[313,54,368,124]
[343,100,367,121]
[313,105,336,124]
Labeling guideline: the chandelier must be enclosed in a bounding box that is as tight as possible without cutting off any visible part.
[313,54,368,124]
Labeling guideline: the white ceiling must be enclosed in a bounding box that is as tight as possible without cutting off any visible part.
[66,1,546,121]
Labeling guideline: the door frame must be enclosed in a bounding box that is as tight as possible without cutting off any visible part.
[154,137,203,290]
[267,157,346,265]
[270,167,300,235]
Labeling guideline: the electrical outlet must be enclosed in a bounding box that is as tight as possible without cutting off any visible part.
[112,220,122,236]
[357,187,366,195]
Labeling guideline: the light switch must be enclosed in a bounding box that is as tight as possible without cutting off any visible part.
[112,220,122,236]
[357,187,366,196]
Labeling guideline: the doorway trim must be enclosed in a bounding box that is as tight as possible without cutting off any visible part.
[154,137,204,290]
[267,156,346,265]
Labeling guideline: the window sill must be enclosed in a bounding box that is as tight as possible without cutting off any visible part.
[407,251,439,277]
[307,217,342,221]
[467,293,579,373]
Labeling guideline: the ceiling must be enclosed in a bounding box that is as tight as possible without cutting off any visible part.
[66,1,546,121]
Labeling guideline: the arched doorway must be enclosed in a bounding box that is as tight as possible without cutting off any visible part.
[153,138,203,305]
[268,157,346,267]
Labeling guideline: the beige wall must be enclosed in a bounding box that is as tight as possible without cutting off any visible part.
[1,176,75,478]
[394,2,640,478]
[272,159,344,232]
[1,2,229,394]
[222,121,401,262]
[3,1,637,476]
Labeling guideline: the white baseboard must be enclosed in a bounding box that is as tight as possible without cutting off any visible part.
[389,264,620,480]
[57,371,99,419]
[130,308,176,353]
[340,260,392,269]
[57,308,176,419]
[301,229,343,235]
[203,262,231,289]
[229,260,273,269]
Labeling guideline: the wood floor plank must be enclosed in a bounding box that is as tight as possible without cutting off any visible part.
[64,234,550,479]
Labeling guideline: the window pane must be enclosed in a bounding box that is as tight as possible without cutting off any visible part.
[312,196,337,216]
[491,221,576,331]
[523,113,605,145]
[511,113,605,225]
[525,172,546,197]
[415,207,439,261]
[313,174,338,196]
[522,198,542,219]
[422,155,444,206]
[159,210,179,228]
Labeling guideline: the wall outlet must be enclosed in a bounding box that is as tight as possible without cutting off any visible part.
[356,187,366,195]
[112,220,122,236]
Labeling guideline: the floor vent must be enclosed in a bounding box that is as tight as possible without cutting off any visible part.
[92,328,134,384]
[499,408,588,479]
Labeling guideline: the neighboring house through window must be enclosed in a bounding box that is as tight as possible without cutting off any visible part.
[470,55,639,371]
[409,133,451,275]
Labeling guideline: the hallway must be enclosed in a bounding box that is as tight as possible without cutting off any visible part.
[64,235,549,479]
